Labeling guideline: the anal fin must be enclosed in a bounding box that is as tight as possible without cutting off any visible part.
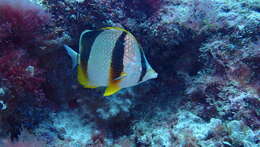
[104,83,121,96]
[83,84,97,88]
[77,66,97,89]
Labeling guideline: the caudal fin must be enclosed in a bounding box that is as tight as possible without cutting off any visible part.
[64,45,78,69]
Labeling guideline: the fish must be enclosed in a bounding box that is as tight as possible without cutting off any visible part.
[64,27,158,96]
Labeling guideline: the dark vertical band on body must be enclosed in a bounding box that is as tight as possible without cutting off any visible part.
[110,32,127,80]
[138,48,147,82]
[80,31,102,74]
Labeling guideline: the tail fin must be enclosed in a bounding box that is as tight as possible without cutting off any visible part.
[64,45,78,69]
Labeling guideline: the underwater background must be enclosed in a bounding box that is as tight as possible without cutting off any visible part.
[0,0,259,146]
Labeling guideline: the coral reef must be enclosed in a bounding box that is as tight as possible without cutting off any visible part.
[34,111,96,146]
[0,0,259,146]
[0,130,46,147]
[132,111,259,146]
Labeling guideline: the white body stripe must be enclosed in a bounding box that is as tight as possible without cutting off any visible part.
[120,34,142,88]
[87,30,123,86]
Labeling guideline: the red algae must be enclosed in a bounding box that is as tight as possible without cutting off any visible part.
[0,0,50,112]
[0,50,45,93]
[0,0,50,51]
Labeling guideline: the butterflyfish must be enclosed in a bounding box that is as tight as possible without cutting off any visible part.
[64,27,158,96]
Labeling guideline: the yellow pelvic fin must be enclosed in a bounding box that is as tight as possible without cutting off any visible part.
[77,66,97,89]
[104,83,121,96]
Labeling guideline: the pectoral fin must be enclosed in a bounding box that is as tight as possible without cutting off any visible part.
[113,72,127,81]
[104,83,121,96]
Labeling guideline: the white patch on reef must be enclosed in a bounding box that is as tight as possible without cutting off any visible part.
[96,94,132,120]
[0,88,5,96]
[133,120,172,147]
[172,111,222,140]
[0,100,7,110]
[35,111,96,146]
[227,120,258,147]
[29,0,44,6]
[51,112,93,145]
[133,110,260,146]
[64,0,85,3]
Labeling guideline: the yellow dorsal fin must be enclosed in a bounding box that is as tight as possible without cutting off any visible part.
[77,66,97,89]
[100,27,131,34]
[104,83,121,96]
